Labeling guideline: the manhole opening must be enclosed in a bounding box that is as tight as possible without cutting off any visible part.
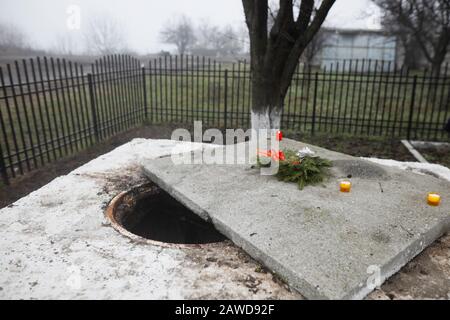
[109,183,226,245]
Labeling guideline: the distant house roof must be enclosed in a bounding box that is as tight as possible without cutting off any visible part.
[322,27,388,36]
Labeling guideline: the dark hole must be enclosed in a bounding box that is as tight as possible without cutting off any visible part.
[116,184,226,244]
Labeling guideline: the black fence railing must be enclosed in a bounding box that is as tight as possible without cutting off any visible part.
[1,55,449,185]
[0,55,144,185]
[146,56,450,140]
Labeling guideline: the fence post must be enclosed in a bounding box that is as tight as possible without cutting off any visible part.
[87,73,99,142]
[224,69,228,129]
[142,66,148,121]
[311,72,319,136]
[407,75,418,141]
[0,143,8,186]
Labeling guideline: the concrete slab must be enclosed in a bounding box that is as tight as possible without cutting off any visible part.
[0,139,300,299]
[142,138,450,299]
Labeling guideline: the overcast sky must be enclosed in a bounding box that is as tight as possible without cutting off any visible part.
[0,0,381,54]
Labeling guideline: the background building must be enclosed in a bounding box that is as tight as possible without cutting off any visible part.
[315,28,397,71]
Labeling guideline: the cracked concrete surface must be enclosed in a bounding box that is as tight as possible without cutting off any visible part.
[142,139,450,299]
[0,139,299,299]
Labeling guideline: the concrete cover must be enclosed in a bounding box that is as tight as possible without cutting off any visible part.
[142,138,450,299]
[0,139,300,299]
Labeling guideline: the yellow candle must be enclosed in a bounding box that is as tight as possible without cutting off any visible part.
[427,193,441,206]
[340,181,351,193]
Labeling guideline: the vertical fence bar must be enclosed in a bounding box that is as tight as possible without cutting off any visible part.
[148,61,154,123]
[246,60,251,127]
[292,65,300,129]
[236,61,242,126]
[0,142,8,185]
[153,59,159,122]
[196,56,200,121]
[367,60,379,134]
[224,69,228,129]
[324,63,333,132]
[312,72,318,135]
[168,56,173,122]
[407,76,418,141]
[142,65,148,121]
[159,57,164,122]
[191,55,195,122]
[87,73,99,142]
[303,65,312,130]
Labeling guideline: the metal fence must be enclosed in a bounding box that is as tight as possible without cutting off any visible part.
[147,56,450,139]
[0,55,144,185]
[1,54,449,185]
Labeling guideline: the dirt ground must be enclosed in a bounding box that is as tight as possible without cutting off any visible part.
[1,124,449,300]
[417,144,450,169]
[0,124,184,209]
[286,131,417,162]
[0,127,420,209]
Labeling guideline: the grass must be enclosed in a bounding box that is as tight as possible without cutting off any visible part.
[146,70,450,140]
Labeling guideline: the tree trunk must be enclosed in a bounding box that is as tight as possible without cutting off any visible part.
[242,0,336,132]
[250,73,284,131]
[431,58,444,78]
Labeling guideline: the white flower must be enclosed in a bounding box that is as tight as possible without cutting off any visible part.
[297,147,315,158]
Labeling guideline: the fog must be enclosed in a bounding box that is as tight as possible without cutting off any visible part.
[0,0,380,54]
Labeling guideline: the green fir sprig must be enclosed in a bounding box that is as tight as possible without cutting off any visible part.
[258,149,332,190]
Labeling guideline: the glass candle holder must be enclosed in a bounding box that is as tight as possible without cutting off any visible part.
[427,193,441,206]
[340,181,351,193]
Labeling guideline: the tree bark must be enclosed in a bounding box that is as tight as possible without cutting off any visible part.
[242,0,335,131]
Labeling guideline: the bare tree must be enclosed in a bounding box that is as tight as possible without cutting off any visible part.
[303,28,326,67]
[194,20,220,55]
[194,21,243,57]
[0,23,29,53]
[159,15,196,55]
[242,0,335,130]
[374,0,450,76]
[84,14,128,55]
[53,33,79,55]
[220,25,244,56]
